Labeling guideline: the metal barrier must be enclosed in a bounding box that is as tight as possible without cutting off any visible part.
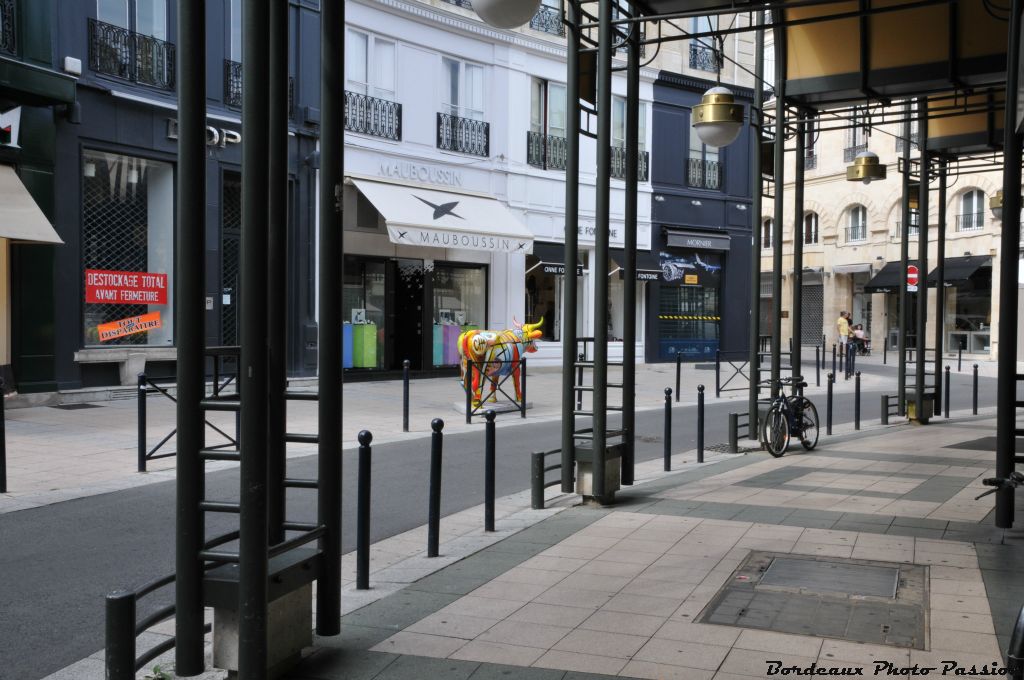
[854,371,861,430]
[402,360,410,432]
[427,419,444,557]
[356,430,372,590]
[462,357,527,424]
[484,410,496,532]
[664,388,673,471]
[728,412,750,453]
[973,364,979,415]
[531,449,564,509]
[697,385,705,463]
[715,350,752,398]
[945,366,951,418]
[880,395,899,424]
[826,372,834,435]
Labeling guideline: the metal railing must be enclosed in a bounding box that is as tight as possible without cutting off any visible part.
[689,43,721,72]
[880,394,899,424]
[687,158,723,190]
[728,412,751,452]
[224,59,295,114]
[346,91,402,141]
[610,146,649,181]
[530,4,564,36]
[526,131,568,171]
[843,143,868,163]
[843,226,868,243]
[0,0,15,56]
[531,449,564,509]
[462,358,527,422]
[437,112,490,157]
[891,220,920,242]
[88,19,175,91]
[956,212,985,232]
[715,349,751,398]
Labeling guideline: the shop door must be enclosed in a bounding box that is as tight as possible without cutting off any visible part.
[801,283,824,345]
[388,259,425,370]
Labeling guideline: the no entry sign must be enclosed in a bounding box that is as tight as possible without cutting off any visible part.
[907,265,919,287]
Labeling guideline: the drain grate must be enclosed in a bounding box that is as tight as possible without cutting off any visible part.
[760,557,900,598]
[49,403,105,410]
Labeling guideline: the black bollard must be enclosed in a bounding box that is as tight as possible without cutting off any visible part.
[105,590,136,680]
[855,371,861,430]
[530,451,544,510]
[945,365,951,418]
[715,350,721,399]
[972,364,979,415]
[675,352,681,402]
[356,430,372,590]
[728,413,738,453]
[402,360,410,432]
[883,336,888,365]
[958,345,963,372]
[484,410,496,532]
[520,358,527,419]
[664,388,672,471]
[826,373,834,436]
[427,418,444,557]
[832,344,837,377]
[464,362,473,425]
[137,373,147,473]
[815,346,821,387]
[576,353,584,411]
[697,385,705,464]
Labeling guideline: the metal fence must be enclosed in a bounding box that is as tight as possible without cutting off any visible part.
[224,59,295,114]
[530,4,564,35]
[88,19,175,91]
[526,131,568,171]
[345,91,402,141]
[843,142,868,163]
[956,212,985,232]
[689,43,720,72]
[437,112,490,157]
[686,158,723,190]
[610,146,649,181]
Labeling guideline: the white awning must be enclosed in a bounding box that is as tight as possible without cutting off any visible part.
[832,262,872,274]
[351,178,532,255]
[0,165,62,244]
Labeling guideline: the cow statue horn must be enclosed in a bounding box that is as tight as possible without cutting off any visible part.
[522,317,544,339]
[512,316,522,330]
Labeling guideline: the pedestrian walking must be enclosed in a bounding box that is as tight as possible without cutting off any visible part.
[836,311,850,353]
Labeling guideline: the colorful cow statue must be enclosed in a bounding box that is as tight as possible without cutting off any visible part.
[458,318,543,407]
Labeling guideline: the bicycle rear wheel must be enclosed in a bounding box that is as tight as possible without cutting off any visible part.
[761,403,790,457]
[795,397,819,450]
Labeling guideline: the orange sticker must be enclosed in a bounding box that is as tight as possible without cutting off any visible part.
[684,274,698,284]
[98,311,162,342]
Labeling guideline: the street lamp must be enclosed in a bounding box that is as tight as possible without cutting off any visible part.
[692,86,744,148]
[472,0,542,28]
[846,150,886,185]
[990,190,1003,221]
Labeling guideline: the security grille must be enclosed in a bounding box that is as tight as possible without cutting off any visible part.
[221,176,241,347]
[801,281,824,344]
[82,155,150,345]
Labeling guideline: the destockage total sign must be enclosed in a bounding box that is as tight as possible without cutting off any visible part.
[85,269,168,305]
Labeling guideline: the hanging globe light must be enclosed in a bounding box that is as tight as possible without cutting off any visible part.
[692,86,745,148]
[845,150,886,185]
[990,190,1003,221]
[472,0,543,28]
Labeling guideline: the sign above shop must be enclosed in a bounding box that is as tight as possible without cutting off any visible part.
[85,269,168,305]
[378,161,464,188]
[541,263,584,276]
[0,107,21,148]
[664,228,731,251]
[166,119,241,148]
[98,311,162,342]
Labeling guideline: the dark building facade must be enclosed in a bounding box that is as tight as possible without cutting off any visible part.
[10,0,322,393]
[647,71,754,362]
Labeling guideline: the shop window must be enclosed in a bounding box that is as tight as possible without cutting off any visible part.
[82,150,174,347]
[343,257,387,370]
[347,29,396,101]
[441,56,484,121]
[432,264,486,368]
[803,212,819,245]
[761,218,772,249]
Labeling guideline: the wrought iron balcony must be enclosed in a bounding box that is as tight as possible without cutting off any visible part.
[224,60,295,115]
[0,0,15,56]
[843,226,868,243]
[686,158,723,190]
[530,4,564,36]
[804,153,817,170]
[843,143,868,163]
[346,91,402,141]
[892,218,920,242]
[895,131,920,153]
[610,146,649,182]
[440,0,473,7]
[437,112,489,157]
[956,212,985,232]
[689,43,720,73]
[88,19,175,91]
[526,131,567,171]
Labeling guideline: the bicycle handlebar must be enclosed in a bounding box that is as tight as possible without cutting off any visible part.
[975,472,1024,500]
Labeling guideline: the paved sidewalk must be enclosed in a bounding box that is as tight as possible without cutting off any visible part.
[0,358,909,513]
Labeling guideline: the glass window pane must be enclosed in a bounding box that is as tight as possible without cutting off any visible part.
[136,0,166,39]
[530,79,544,133]
[373,39,396,97]
[467,64,484,117]
[432,265,487,367]
[347,30,369,93]
[612,97,626,146]
[98,0,128,27]
[442,57,459,112]
[548,83,566,135]
[230,0,242,61]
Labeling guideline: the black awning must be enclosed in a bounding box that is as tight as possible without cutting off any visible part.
[928,256,992,285]
[610,248,662,281]
[528,241,582,276]
[863,261,918,294]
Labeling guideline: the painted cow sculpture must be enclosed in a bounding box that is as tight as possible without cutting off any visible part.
[458,318,543,406]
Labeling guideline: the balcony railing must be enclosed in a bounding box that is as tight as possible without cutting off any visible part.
[689,43,721,73]
[530,4,564,36]
[224,59,295,115]
[0,0,15,56]
[346,91,402,141]
[88,19,175,91]
[895,131,920,153]
[843,143,868,163]
[891,220,920,242]
[804,153,817,170]
[844,226,868,243]
[610,146,649,182]
[686,158,723,190]
[526,131,567,171]
[437,112,489,157]
[956,212,985,232]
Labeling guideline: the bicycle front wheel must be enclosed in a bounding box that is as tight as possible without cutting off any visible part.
[795,397,819,451]
[762,403,790,457]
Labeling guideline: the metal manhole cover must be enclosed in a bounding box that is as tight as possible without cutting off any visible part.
[49,403,105,410]
[760,557,899,598]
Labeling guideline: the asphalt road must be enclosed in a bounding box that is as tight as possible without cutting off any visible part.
[0,368,1001,680]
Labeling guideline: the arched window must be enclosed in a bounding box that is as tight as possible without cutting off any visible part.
[847,205,866,242]
[803,212,819,245]
[762,218,773,249]
[958,190,985,232]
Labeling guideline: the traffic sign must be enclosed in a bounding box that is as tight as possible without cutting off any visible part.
[907,265,919,287]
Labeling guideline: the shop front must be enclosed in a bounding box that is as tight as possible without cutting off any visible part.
[928,256,993,355]
[342,177,531,376]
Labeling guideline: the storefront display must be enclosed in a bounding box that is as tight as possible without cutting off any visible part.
[655,250,722,360]
[432,264,486,368]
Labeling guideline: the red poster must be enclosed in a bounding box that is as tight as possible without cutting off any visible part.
[97,312,162,342]
[85,269,168,305]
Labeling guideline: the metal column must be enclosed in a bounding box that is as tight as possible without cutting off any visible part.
[746,11,765,434]
[933,158,947,414]
[897,102,912,416]
[791,111,806,390]
[770,47,786,398]
[560,0,581,493]
[914,99,929,422]
[317,0,345,633]
[174,0,205,672]
[995,0,1022,529]
[238,0,271,674]
[591,0,613,499]
[621,10,640,486]
[266,0,288,547]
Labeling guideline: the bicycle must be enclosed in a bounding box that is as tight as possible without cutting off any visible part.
[759,376,819,457]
